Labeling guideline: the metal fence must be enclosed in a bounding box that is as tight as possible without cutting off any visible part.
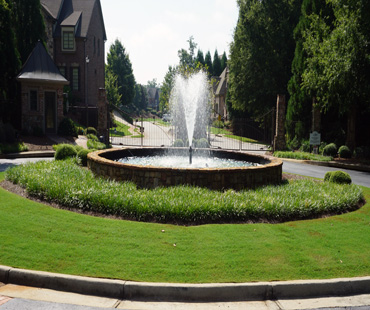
[110,110,275,152]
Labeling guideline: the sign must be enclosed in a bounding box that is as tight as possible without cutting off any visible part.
[310,131,321,145]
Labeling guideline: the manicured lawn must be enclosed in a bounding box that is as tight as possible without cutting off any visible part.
[109,120,132,137]
[0,170,369,283]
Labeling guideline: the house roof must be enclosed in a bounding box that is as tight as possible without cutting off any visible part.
[41,0,107,40]
[17,41,69,85]
[41,0,64,19]
[215,67,228,96]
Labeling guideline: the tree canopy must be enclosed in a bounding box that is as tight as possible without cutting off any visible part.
[106,39,135,106]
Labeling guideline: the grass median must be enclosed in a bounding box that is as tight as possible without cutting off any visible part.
[0,163,369,283]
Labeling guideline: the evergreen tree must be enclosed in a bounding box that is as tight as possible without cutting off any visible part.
[105,69,122,108]
[301,0,370,149]
[204,51,213,76]
[159,66,176,113]
[221,52,228,72]
[0,0,20,122]
[286,0,333,142]
[212,49,222,76]
[106,39,136,106]
[195,50,205,67]
[228,0,300,117]
[12,0,45,64]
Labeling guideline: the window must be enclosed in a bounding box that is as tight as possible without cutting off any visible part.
[62,31,75,50]
[30,90,38,111]
[71,67,79,90]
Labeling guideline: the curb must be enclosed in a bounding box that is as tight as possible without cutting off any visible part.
[0,151,55,159]
[282,158,370,173]
[1,265,370,302]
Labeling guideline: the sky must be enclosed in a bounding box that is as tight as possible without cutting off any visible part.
[100,0,239,85]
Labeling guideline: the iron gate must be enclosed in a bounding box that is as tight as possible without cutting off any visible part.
[110,109,275,152]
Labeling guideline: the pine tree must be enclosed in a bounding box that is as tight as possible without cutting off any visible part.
[212,49,222,76]
[106,39,136,106]
[195,50,205,67]
[221,52,227,72]
[204,51,213,76]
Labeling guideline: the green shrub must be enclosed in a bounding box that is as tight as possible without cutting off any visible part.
[58,118,78,137]
[299,140,310,153]
[74,145,84,153]
[86,133,99,141]
[338,145,351,159]
[287,136,300,151]
[77,149,93,166]
[86,127,97,136]
[87,139,106,150]
[54,144,77,160]
[324,170,352,184]
[173,139,184,147]
[196,138,209,148]
[319,142,327,155]
[212,120,224,128]
[77,127,85,135]
[323,143,337,157]
[353,147,363,159]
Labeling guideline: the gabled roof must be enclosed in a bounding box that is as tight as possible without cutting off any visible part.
[17,41,69,84]
[41,0,107,40]
[41,0,64,19]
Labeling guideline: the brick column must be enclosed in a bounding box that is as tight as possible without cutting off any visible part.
[273,94,287,151]
[97,88,108,143]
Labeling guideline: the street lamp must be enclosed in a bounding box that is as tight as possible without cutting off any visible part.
[85,55,90,127]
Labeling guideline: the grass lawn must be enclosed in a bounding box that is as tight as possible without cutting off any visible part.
[109,120,132,137]
[0,170,369,283]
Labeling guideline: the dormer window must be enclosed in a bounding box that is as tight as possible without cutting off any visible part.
[62,27,76,51]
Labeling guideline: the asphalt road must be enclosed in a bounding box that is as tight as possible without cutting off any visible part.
[282,160,370,187]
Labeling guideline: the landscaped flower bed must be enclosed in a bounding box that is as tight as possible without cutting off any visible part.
[5,159,363,225]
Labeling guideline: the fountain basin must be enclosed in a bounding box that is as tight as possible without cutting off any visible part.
[88,148,283,190]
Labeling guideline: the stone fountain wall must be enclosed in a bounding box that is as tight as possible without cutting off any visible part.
[88,148,283,191]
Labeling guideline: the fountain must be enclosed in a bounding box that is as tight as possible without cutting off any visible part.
[88,71,282,190]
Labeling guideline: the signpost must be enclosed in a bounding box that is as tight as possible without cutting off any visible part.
[310,131,321,154]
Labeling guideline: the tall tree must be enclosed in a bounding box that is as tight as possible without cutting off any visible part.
[212,49,222,76]
[228,0,301,117]
[105,69,122,108]
[159,65,176,113]
[178,36,198,68]
[220,52,228,72]
[0,0,20,122]
[301,0,370,149]
[204,51,213,76]
[106,39,135,106]
[286,0,334,142]
[12,0,45,64]
[195,50,205,67]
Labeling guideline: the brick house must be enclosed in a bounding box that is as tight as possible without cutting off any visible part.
[40,0,107,129]
[17,42,69,134]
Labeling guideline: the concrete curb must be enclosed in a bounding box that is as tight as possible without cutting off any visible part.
[0,151,55,159]
[282,158,370,173]
[1,265,370,302]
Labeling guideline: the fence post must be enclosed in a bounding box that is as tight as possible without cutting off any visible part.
[141,116,143,148]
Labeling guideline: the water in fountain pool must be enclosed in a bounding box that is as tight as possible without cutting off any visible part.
[116,155,259,169]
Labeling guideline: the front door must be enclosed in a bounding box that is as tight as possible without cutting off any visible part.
[45,91,57,134]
